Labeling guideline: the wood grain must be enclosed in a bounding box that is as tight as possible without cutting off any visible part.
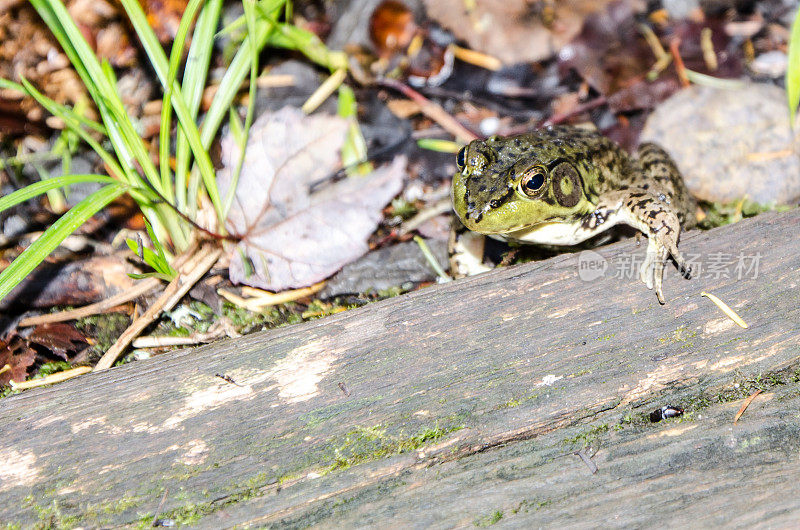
[2,209,799,528]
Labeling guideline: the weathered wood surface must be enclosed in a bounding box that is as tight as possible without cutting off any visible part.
[2,209,800,528]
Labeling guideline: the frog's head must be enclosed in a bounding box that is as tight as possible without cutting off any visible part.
[452,133,595,234]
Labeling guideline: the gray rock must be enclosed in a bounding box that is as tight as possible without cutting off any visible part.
[322,239,448,297]
[640,83,800,205]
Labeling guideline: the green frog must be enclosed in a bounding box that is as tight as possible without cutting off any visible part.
[450,125,696,304]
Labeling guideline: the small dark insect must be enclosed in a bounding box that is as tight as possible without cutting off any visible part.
[153,519,176,528]
[338,381,351,397]
[215,373,242,387]
[650,405,684,423]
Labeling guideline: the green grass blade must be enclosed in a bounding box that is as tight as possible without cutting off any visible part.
[201,17,274,149]
[189,15,276,220]
[221,0,260,218]
[264,23,347,71]
[118,0,224,223]
[29,0,144,182]
[0,78,106,135]
[17,78,132,187]
[175,0,223,213]
[0,183,126,302]
[787,7,800,120]
[160,0,206,204]
[0,175,115,213]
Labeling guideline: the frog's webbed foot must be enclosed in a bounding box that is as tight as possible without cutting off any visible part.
[595,188,690,304]
[449,217,492,277]
[631,196,690,304]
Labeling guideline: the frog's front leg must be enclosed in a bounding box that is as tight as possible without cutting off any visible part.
[449,218,493,277]
[586,188,691,304]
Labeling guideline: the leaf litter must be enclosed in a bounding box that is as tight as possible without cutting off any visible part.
[218,106,406,291]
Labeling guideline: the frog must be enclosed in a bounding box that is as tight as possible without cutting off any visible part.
[450,125,697,304]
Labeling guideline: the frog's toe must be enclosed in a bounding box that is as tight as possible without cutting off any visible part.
[639,240,669,303]
[653,259,666,304]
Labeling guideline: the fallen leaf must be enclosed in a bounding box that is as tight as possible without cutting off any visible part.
[558,1,652,95]
[28,323,88,360]
[0,336,36,386]
[422,0,614,65]
[218,107,406,291]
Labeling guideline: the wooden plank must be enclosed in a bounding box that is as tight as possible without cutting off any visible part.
[1,209,799,528]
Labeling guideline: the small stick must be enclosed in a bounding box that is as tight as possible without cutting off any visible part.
[217,282,326,313]
[400,197,452,235]
[10,366,92,390]
[670,37,690,87]
[95,244,222,370]
[700,28,718,70]
[19,241,199,327]
[377,78,478,143]
[132,329,226,349]
[302,69,347,114]
[449,44,502,71]
[19,277,160,327]
[733,389,762,424]
[151,488,169,527]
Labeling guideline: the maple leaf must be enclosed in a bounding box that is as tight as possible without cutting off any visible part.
[218,107,406,291]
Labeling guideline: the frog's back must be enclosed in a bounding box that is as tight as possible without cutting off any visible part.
[529,126,695,227]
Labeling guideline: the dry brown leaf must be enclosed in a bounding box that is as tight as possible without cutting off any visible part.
[218,107,406,291]
[0,336,35,386]
[422,0,614,65]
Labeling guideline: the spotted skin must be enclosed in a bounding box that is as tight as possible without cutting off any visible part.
[450,126,697,304]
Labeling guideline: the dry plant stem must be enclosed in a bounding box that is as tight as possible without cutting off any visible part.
[95,244,222,370]
[670,38,690,87]
[377,78,478,143]
[449,44,502,71]
[700,28,718,70]
[132,329,226,349]
[302,68,347,114]
[701,291,748,328]
[18,277,161,327]
[542,97,607,127]
[218,281,326,312]
[18,241,200,327]
[10,366,92,390]
[733,389,762,424]
[400,197,452,235]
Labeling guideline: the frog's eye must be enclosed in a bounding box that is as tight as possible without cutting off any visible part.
[456,146,467,170]
[518,167,547,198]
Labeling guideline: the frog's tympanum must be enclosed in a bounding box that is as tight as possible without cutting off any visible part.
[450,126,696,304]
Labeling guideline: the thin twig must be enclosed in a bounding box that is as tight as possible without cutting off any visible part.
[218,281,326,312]
[376,78,478,143]
[95,244,222,370]
[541,97,607,127]
[400,197,452,235]
[670,37,690,87]
[150,488,169,528]
[19,241,200,327]
[10,366,92,390]
[19,277,161,327]
[733,389,762,424]
[132,327,227,349]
